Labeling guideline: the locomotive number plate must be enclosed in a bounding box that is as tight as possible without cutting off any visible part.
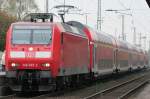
[22,64,38,67]
[25,52,35,58]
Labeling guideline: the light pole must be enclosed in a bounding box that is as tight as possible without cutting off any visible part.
[138,33,147,48]
[121,15,125,40]
[105,9,131,41]
[83,13,90,25]
[97,0,102,31]
[149,40,150,51]
[133,27,137,45]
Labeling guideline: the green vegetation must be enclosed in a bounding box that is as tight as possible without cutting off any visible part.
[0,0,38,51]
[0,11,16,51]
[0,0,38,20]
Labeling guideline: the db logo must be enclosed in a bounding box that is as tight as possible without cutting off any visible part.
[25,52,35,58]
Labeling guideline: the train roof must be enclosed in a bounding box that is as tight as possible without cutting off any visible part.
[95,32,114,45]
[12,22,52,26]
[116,40,129,50]
[11,21,145,53]
[86,27,115,46]
[60,22,86,36]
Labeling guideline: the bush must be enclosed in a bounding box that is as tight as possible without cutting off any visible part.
[0,11,16,51]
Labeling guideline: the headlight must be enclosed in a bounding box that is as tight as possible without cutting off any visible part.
[45,63,50,67]
[11,63,19,67]
[42,63,50,67]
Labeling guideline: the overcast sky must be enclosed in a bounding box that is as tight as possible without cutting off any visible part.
[35,0,150,50]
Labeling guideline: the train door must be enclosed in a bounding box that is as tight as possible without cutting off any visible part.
[92,43,98,76]
[93,43,97,68]
[129,53,132,69]
[113,49,118,72]
[113,49,116,71]
[115,49,119,71]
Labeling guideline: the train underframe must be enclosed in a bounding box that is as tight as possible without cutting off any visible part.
[6,70,54,92]
[5,65,147,92]
[6,70,93,92]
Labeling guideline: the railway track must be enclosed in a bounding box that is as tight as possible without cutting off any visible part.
[29,70,150,99]
[30,86,84,99]
[28,72,150,99]
[83,74,149,99]
[0,88,75,99]
[0,92,50,99]
[0,91,52,99]
[0,94,16,99]
[0,69,149,99]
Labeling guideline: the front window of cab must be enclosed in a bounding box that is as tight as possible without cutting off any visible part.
[12,25,52,44]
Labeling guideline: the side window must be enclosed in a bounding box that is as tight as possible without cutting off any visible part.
[62,23,85,36]
[62,24,73,32]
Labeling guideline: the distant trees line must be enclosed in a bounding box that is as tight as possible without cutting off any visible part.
[0,0,38,51]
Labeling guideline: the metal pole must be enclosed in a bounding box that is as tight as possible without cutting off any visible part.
[133,27,136,45]
[97,0,99,30]
[97,0,102,31]
[144,37,146,49]
[139,33,142,47]
[100,0,102,31]
[64,0,66,20]
[85,14,88,25]
[121,15,125,41]
[46,0,49,13]
[142,36,146,49]
[64,0,66,10]
[149,40,150,50]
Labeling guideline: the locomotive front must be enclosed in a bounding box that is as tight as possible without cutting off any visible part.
[5,23,57,91]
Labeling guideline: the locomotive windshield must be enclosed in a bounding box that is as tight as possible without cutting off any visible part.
[12,25,52,44]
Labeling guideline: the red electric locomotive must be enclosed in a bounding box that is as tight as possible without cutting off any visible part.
[4,13,148,92]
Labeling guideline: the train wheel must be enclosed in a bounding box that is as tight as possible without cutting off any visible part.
[70,75,79,88]
[55,77,65,91]
[0,86,13,96]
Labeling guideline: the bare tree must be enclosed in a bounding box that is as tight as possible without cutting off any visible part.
[2,0,39,20]
[0,0,3,9]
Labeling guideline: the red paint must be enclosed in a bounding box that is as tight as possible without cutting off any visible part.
[5,21,148,79]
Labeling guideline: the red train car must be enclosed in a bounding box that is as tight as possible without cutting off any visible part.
[4,13,148,92]
[85,28,117,75]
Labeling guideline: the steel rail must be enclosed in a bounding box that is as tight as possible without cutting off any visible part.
[118,80,149,99]
[83,74,146,99]
[0,94,16,99]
